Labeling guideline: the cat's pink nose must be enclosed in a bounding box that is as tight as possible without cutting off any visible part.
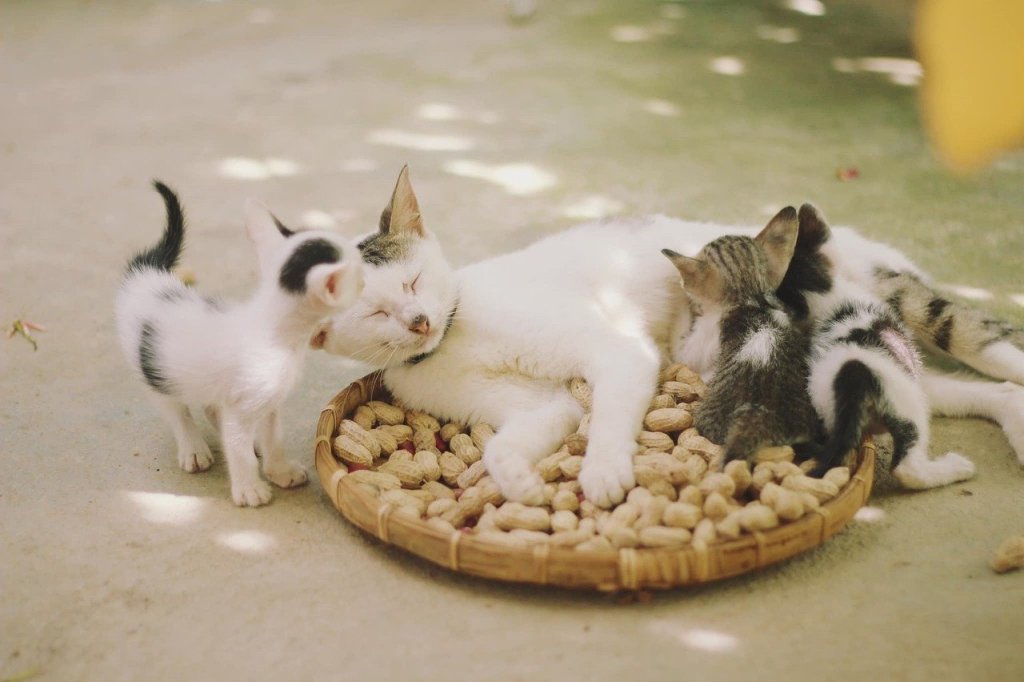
[408,315,430,336]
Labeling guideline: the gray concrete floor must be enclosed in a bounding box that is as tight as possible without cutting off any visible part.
[2,1,1022,681]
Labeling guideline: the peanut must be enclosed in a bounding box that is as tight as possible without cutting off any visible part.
[551,489,580,512]
[406,411,441,432]
[569,377,593,410]
[449,433,482,465]
[660,362,685,383]
[495,502,551,532]
[692,518,717,546]
[370,427,399,455]
[536,450,570,482]
[412,427,439,453]
[550,528,594,548]
[738,504,780,531]
[378,460,428,488]
[650,394,676,410]
[413,450,442,482]
[564,433,588,457]
[823,466,851,490]
[470,423,495,450]
[381,489,427,516]
[716,512,742,540]
[645,478,678,501]
[604,523,640,549]
[439,422,464,443]
[333,434,373,468]
[426,498,458,518]
[367,400,405,426]
[991,536,1024,574]
[576,536,614,552]
[703,492,730,521]
[338,420,381,459]
[753,445,795,463]
[425,516,456,534]
[635,495,669,530]
[662,502,702,529]
[639,526,692,548]
[644,407,693,433]
[662,381,701,402]
[439,452,467,486]
[724,459,752,496]
[551,509,579,532]
[626,486,652,507]
[677,485,704,507]
[782,474,840,502]
[388,450,412,464]
[353,405,377,431]
[421,480,456,500]
[638,431,674,452]
[382,424,413,443]
[456,460,487,490]
[699,472,736,498]
[559,455,584,479]
[347,469,402,491]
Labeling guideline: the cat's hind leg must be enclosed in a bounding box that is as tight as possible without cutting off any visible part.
[886,395,976,490]
[219,408,272,507]
[921,370,1024,465]
[153,395,215,473]
[257,410,308,489]
[482,387,584,506]
[579,337,660,507]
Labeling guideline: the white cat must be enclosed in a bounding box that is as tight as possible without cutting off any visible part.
[317,168,1024,506]
[116,182,363,506]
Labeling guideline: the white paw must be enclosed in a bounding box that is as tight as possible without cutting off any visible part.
[483,449,545,506]
[231,478,273,507]
[264,460,309,489]
[894,451,975,490]
[578,450,635,508]
[178,441,214,473]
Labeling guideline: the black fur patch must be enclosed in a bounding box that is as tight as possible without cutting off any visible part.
[777,245,832,321]
[127,181,186,275]
[926,297,951,323]
[814,360,882,475]
[139,322,172,394]
[358,231,412,266]
[886,417,918,469]
[819,301,860,333]
[271,213,296,238]
[934,316,954,351]
[279,239,341,293]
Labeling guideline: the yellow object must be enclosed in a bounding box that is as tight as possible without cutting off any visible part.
[916,0,1024,172]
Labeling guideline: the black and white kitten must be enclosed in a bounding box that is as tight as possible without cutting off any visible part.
[115,182,364,506]
[663,207,822,464]
[777,203,975,488]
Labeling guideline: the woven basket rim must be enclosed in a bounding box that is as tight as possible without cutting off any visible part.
[315,372,875,591]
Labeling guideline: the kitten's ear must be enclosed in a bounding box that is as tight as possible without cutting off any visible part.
[306,260,364,309]
[755,206,799,288]
[662,249,721,299]
[379,165,425,237]
[797,203,831,250]
[245,200,291,272]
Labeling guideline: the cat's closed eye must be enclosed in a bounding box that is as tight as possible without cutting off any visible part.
[371,310,390,318]
[405,273,422,294]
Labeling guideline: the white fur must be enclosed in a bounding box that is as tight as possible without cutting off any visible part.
[116,201,363,506]
[736,327,778,367]
[323,198,1022,505]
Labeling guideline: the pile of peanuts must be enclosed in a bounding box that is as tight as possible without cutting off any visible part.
[332,362,852,551]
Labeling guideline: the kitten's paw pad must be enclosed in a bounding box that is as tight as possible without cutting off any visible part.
[264,460,308,489]
[579,459,635,509]
[178,444,214,473]
[485,453,545,505]
[231,479,273,507]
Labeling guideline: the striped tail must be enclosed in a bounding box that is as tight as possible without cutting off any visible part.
[812,360,879,476]
[126,180,186,275]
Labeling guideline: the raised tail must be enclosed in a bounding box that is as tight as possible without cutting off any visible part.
[812,359,880,476]
[126,180,185,275]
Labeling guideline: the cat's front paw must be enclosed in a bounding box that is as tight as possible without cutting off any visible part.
[578,451,635,508]
[178,441,214,473]
[264,460,309,489]
[231,478,273,507]
[483,450,545,506]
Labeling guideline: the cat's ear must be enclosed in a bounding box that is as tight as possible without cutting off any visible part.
[245,200,291,273]
[662,249,722,299]
[379,165,425,237]
[797,203,831,250]
[755,206,799,288]
[306,260,364,309]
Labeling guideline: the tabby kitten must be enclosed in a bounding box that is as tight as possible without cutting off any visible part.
[663,207,822,464]
[778,204,975,488]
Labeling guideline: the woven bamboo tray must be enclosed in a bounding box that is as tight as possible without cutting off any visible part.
[315,373,876,591]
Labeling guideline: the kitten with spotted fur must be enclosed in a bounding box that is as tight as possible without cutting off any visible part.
[663,208,822,463]
[778,204,976,488]
[115,182,363,506]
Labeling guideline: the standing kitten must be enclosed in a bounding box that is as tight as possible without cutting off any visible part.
[778,204,975,488]
[663,207,822,463]
[116,181,363,506]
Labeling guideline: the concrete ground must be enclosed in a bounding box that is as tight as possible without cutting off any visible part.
[2,1,1022,680]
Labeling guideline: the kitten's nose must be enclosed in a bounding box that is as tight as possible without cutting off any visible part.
[408,315,430,335]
